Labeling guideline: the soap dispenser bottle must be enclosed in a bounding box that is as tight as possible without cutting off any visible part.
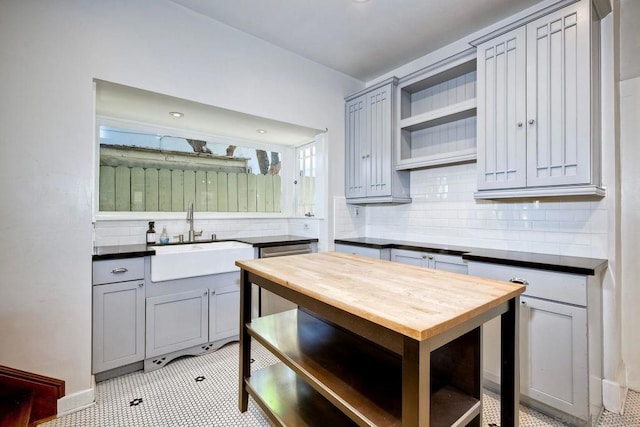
[159,226,169,244]
[146,221,156,244]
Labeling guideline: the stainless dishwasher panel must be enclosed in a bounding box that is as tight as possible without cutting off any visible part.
[258,243,315,316]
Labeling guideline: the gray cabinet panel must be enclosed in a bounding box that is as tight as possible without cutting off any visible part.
[210,284,240,342]
[92,279,144,373]
[521,296,588,418]
[476,27,527,190]
[145,288,209,358]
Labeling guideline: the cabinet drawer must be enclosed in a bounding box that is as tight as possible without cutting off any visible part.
[468,262,586,306]
[335,244,390,260]
[93,258,145,285]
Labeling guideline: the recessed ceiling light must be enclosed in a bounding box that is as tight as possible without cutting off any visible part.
[256,129,267,134]
[169,112,184,118]
[353,0,369,3]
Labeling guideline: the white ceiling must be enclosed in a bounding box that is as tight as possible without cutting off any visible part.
[170,0,541,81]
[98,0,543,146]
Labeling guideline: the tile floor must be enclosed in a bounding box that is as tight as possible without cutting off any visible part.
[42,342,640,427]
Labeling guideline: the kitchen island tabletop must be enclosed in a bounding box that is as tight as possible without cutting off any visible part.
[237,251,525,427]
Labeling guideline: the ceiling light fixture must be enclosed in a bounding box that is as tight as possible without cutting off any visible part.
[352,0,369,3]
[169,111,184,118]
[256,129,267,134]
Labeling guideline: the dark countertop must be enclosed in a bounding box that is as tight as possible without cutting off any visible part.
[93,244,154,260]
[93,235,318,261]
[334,238,607,276]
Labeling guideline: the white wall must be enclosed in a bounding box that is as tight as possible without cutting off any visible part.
[0,0,360,410]
[619,0,640,392]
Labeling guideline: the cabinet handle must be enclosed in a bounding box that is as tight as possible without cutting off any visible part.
[509,277,529,286]
[528,119,535,125]
[111,267,128,274]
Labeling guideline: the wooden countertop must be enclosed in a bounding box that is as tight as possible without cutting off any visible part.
[236,251,524,341]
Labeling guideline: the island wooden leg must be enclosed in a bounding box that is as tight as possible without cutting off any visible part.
[238,268,252,412]
[402,337,430,427]
[500,297,520,427]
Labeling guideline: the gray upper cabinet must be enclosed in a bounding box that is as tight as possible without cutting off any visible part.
[345,77,410,204]
[475,0,604,199]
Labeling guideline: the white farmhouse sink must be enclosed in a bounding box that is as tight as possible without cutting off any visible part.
[150,241,254,282]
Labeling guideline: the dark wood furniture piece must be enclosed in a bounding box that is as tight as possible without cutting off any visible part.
[237,251,524,427]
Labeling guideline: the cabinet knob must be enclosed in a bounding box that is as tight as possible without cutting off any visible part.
[528,119,535,125]
[521,301,527,305]
[422,255,427,259]
[428,255,434,260]
[138,283,143,288]
[204,290,209,296]
[517,122,523,127]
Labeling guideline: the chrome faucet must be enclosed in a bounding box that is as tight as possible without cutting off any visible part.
[186,203,203,242]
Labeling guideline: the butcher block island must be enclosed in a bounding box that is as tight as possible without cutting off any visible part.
[236,252,525,427]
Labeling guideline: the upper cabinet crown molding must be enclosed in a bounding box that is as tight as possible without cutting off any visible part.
[469,0,608,48]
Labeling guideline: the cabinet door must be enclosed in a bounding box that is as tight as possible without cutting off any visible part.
[390,248,428,267]
[520,296,588,419]
[345,95,367,199]
[92,280,145,373]
[210,285,240,342]
[525,2,591,187]
[430,253,468,274]
[366,84,393,198]
[477,26,527,190]
[146,289,209,358]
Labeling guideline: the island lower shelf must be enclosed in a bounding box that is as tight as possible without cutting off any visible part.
[247,308,481,427]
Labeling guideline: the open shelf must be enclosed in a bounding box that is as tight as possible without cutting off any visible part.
[396,51,477,170]
[247,309,481,426]
[246,363,359,427]
[399,99,477,132]
[248,309,402,426]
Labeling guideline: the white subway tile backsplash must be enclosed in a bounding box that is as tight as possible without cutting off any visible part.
[360,162,608,259]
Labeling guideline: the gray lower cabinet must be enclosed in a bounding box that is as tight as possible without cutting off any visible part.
[519,295,588,416]
[144,270,242,370]
[391,248,468,274]
[145,288,209,358]
[92,258,145,374]
[468,261,601,425]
